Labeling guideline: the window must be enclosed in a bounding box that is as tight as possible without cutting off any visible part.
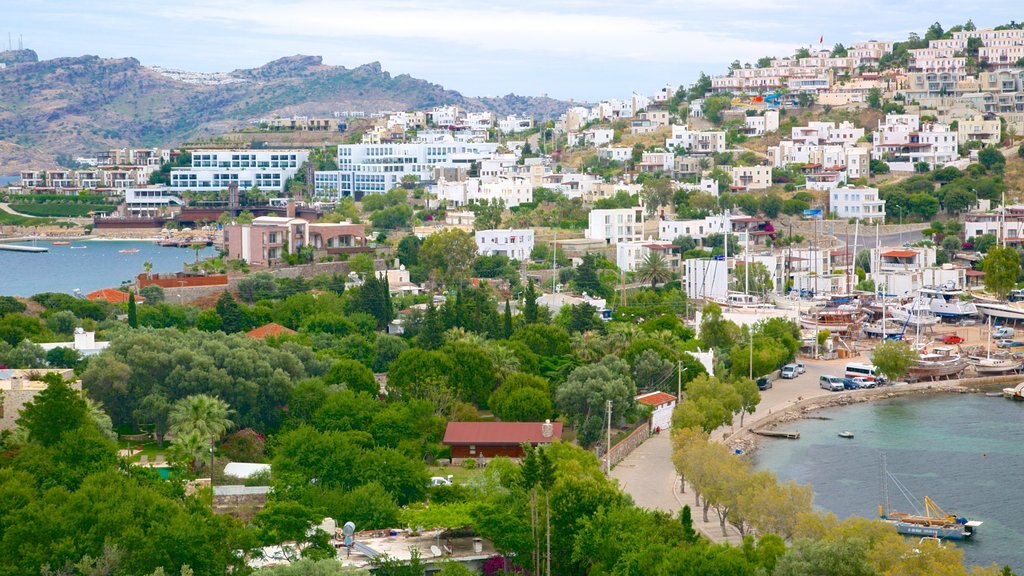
[469,445,476,455]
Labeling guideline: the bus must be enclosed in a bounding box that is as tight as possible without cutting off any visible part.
[845,363,883,382]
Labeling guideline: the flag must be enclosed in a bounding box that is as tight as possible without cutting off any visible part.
[819,35,824,44]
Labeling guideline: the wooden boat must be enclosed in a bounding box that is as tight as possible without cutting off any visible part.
[907,347,966,381]
[968,356,1022,374]
[863,319,906,339]
[800,306,865,337]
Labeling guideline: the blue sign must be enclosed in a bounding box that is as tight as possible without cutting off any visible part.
[803,209,823,218]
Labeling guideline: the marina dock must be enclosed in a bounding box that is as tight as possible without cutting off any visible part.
[0,244,48,253]
[753,429,801,439]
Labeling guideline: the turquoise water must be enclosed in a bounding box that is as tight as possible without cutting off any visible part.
[0,240,217,296]
[755,394,1024,571]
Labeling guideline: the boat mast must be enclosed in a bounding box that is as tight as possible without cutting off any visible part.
[724,210,730,310]
[880,453,890,518]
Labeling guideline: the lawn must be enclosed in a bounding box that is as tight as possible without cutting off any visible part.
[0,211,56,226]
[10,203,115,217]
[427,463,489,485]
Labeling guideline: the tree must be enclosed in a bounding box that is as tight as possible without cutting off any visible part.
[324,359,379,396]
[636,252,673,288]
[984,246,1021,298]
[215,291,250,333]
[979,147,1006,173]
[17,373,89,446]
[139,284,165,303]
[169,394,233,473]
[555,356,635,446]
[127,291,138,328]
[699,302,741,350]
[237,272,278,302]
[523,279,539,324]
[732,377,760,427]
[631,349,674,392]
[396,234,422,267]
[419,229,477,287]
[574,254,606,298]
[640,178,673,216]
[419,302,444,350]
[871,340,920,381]
[565,303,603,334]
[494,387,552,422]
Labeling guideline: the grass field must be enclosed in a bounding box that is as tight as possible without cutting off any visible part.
[9,203,115,217]
[0,211,56,226]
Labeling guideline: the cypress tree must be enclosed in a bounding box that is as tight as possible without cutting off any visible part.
[504,300,513,338]
[127,291,138,328]
[420,302,443,350]
[523,279,539,324]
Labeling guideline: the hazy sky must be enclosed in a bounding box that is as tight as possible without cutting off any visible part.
[5,1,1023,101]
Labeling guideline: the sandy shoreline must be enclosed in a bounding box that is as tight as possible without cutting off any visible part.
[723,374,1023,455]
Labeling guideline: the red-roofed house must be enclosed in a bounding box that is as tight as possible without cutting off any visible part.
[246,322,297,340]
[85,288,144,304]
[443,421,562,459]
[636,391,677,432]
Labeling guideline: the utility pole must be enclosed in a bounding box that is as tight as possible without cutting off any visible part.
[606,400,613,474]
[677,360,683,402]
[746,230,753,380]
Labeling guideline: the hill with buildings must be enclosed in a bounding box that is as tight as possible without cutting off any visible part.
[0,52,572,174]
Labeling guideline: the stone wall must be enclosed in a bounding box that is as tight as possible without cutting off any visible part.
[606,421,652,470]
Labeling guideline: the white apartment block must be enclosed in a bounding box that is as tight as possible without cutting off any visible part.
[315,139,499,199]
[677,178,719,197]
[848,41,894,66]
[571,128,614,147]
[956,115,1002,145]
[616,240,679,273]
[871,114,958,171]
[829,186,885,221]
[658,215,731,242]
[768,141,868,178]
[743,110,779,136]
[638,152,674,173]
[498,115,534,133]
[475,229,534,261]
[428,106,461,127]
[386,111,426,131]
[560,107,591,132]
[434,176,533,208]
[546,173,602,199]
[730,166,772,190]
[597,147,633,163]
[666,126,726,153]
[124,188,184,217]
[586,208,644,245]
[791,121,864,145]
[170,150,308,192]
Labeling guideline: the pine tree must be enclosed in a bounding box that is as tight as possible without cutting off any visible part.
[503,300,513,338]
[127,291,138,328]
[215,291,249,333]
[420,302,443,350]
[523,279,539,324]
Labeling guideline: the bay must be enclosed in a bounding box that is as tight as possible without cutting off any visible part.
[754,394,1024,571]
[0,240,217,296]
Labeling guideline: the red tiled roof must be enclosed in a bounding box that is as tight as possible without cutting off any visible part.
[881,250,918,258]
[246,322,297,339]
[85,288,143,304]
[965,270,986,277]
[443,422,563,446]
[636,392,677,407]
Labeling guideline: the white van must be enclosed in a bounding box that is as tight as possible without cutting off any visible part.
[845,363,883,382]
[781,364,799,379]
[819,375,844,391]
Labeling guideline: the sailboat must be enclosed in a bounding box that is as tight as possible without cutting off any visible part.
[879,455,981,540]
[968,317,1022,374]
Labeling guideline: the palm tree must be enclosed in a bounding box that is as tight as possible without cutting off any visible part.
[636,252,673,289]
[169,395,233,478]
[170,430,209,473]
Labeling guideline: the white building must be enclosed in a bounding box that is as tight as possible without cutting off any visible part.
[475,229,534,261]
[871,115,958,171]
[791,121,864,145]
[616,240,679,273]
[39,329,110,358]
[317,139,499,199]
[658,213,733,242]
[768,142,870,179]
[123,188,184,217]
[666,126,726,153]
[829,186,886,221]
[498,115,534,133]
[685,258,728,301]
[586,208,644,245]
[743,110,780,136]
[636,392,677,432]
[433,176,533,208]
[597,147,633,163]
[730,166,772,190]
[170,150,308,192]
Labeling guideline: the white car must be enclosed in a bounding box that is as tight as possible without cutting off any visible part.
[430,475,453,487]
[852,376,875,388]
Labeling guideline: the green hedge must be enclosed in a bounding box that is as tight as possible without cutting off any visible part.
[9,204,115,217]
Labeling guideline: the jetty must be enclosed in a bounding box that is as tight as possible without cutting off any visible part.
[752,429,801,439]
[0,244,48,253]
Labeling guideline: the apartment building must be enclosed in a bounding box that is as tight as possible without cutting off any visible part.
[638,152,674,173]
[956,115,1002,145]
[742,110,780,136]
[475,229,534,261]
[666,126,726,153]
[170,150,308,193]
[498,114,534,133]
[616,240,679,273]
[848,41,894,67]
[597,147,633,163]
[768,142,869,178]
[586,208,644,245]
[224,216,365,265]
[791,121,865,145]
[829,186,886,221]
[123,188,184,217]
[434,176,533,208]
[730,166,772,190]
[871,115,958,171]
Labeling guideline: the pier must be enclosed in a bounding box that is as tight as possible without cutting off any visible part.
[752,429,801,439]
[0,244,48,253]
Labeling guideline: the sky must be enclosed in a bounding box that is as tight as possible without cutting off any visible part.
[5,1,1024,101]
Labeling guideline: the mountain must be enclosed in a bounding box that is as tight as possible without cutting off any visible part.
[0,53,575,174]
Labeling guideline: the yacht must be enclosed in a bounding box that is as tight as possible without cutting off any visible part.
[886,302,939,328]
[917,285,977,320]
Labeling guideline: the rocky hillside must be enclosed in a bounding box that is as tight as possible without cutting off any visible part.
[0,53,574,174]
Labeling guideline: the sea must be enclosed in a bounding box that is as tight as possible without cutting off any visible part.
[0,240,217,296]
[754,393,1024,571]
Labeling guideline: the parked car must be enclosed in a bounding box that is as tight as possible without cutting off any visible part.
[852,376,875,388]
[938,334,965,344]
[819,375,844,391]
[780,364,799,379]
[996,339,1024,349]
[842,377,861,390]
[795,362,806,374]
[756,376,773,390]
[994,327,1016,339]
[430,475,454,487]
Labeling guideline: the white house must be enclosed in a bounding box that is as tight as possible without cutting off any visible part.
[666,126,726,153]
[123,187,184,217]
[871,114,958,171]
[636,392,677,432]
[586,208,644,245]
[616,240,679,273]
[434,176,533,208]
[170,149,309,192]
[39,329,110,358]
[597,147,633,163]
[498,115,534,133]
[743,110,780,136]
[475,229,534,261]
[829,186,886,221]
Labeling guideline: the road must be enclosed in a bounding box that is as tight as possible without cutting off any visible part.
[833,229,925,249]
[610,357,859,543]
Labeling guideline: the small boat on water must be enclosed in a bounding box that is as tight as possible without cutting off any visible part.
[838,431,854,439]
[70,245,87,250]
[51,241,70,246]
[880,455,980,540]
[119,249,140,254]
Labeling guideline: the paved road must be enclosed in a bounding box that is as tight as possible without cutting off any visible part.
[834,229,925,249]
[611,357,858,543]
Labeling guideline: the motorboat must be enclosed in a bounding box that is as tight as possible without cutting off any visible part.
[969,356,1022,374]
[973,299,1024,322]
[119,249,140,254]
[838,431,854,439]
[886,302,939,328]
[917,285,977,319]
[713,291,775,309]
[863,319,906,339]
[1003,382,1024,400]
